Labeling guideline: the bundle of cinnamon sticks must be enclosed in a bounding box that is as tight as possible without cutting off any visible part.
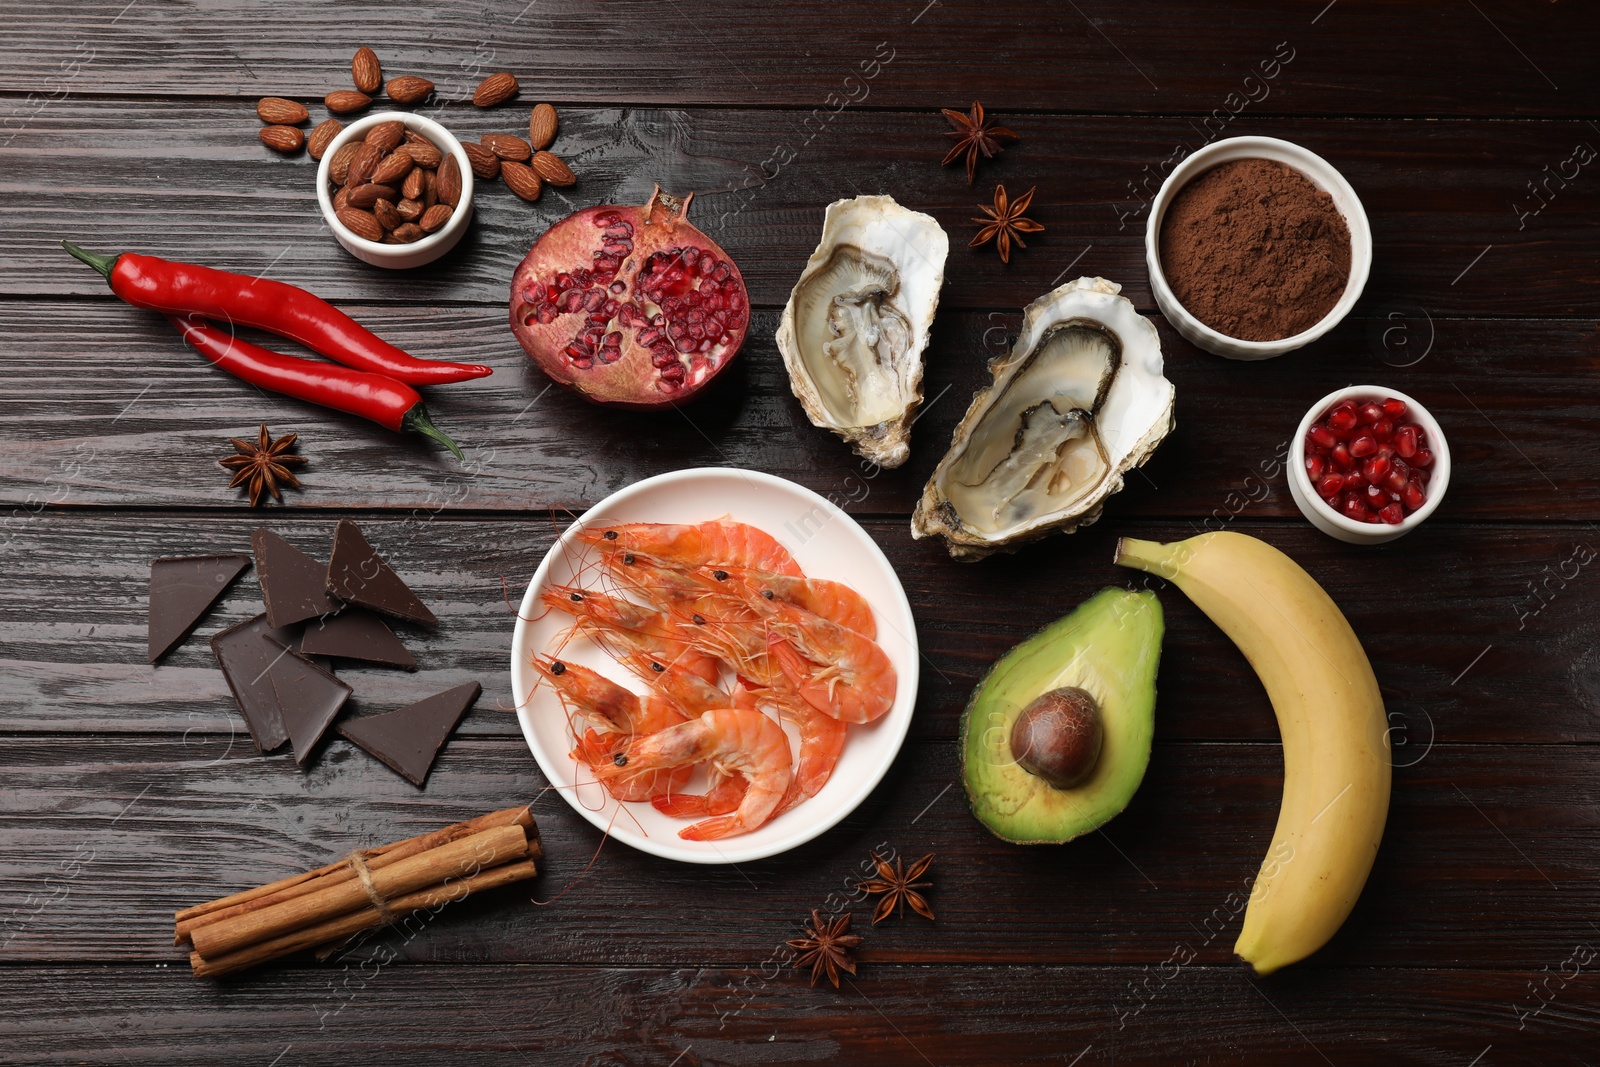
[175,805,541,978]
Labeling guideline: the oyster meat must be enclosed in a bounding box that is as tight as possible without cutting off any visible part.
[913,277,1175,560]
[776,195,947,468]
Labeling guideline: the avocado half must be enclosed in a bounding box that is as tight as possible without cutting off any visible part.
[961,586,1163,844]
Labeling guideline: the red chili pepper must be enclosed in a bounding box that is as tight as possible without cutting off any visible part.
[167,314,464,460]
[62,241,491,386]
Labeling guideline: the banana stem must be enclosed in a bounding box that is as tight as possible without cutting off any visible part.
[1113,536,1182,580]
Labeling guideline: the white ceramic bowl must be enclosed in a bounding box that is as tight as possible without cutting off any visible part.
[315,111,475,270]
[1288,386,1451,545]
[509,468,920,864]
[1145,135,1372,360]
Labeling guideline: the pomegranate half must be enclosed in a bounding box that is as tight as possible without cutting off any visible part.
[509,187,749,408]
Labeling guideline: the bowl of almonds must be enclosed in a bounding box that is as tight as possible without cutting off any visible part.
[316,111,473,269]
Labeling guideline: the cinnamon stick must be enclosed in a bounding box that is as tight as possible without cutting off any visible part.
[189,823,531,961]
[189,859,539,978]
[174,804,536,942]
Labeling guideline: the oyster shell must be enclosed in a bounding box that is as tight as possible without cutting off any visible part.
[776,195,948,469]
[913,277,1175,560]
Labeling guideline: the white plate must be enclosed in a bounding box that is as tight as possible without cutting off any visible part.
[510,468,920,864]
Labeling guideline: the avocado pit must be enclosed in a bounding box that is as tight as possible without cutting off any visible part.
[1009,686,1103,789]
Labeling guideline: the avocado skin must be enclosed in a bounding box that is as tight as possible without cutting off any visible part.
[960,586,1163,845]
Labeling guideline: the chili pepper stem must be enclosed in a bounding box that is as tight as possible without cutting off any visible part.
[61,240,120,280]
[403,406,465,462]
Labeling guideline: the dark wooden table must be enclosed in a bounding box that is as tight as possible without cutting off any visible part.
[3,3,1598,1063]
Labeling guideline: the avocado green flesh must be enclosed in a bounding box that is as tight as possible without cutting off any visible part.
[961,586,1162,844]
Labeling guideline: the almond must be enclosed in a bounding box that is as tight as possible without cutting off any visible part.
[347,182,398,209]
[419,203,454,233]
[365,119,405,155]
[391,222,425,244]
[386,76,434,105]
[352,47,383,95]
[462,141,501,180]
[371,147,414,185]
[482,133,531,162]
[404,135,442,169]
[345,142,383,188]
[325,90,373,115]
[307,119,343,160]
[373,198,403,231]
[401,167,426,201]
[473,71,519,108]
[500,160,543,202]
[396,197,424,222]
[528,103,558,150]
[257,97,309,125]
[332,186,351,213]
[259,125,305,152]
[337,208,384,242]
[421,166,439,210]
[530,150,576,187]
[328,141,361,185]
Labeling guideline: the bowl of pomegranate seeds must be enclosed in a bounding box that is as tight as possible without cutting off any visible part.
[1290,386,1451,544]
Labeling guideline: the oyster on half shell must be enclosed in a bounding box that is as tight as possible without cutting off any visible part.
[776,195,948,468]
[913,277,1175,560]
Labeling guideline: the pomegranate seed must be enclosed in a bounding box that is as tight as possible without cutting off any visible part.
[598,346,622,365]
[637,327,663,346]
[560,290,584,312]
[1327,407,1358,432]
[1359,402,1383,425]
[524,284,545,303]
[1364,484,1387,508]
[610,281,627,294]
[1394,425,1418,458]
[593,211,620,227]
[573,270,595,287]
[1309,425,1338,449]
[1344,470,1368,491]
[595,256,621,273]
[604,331,622,347]
[718,332,732,345]
[1305,455,1325,481]
[675,335,694,353]
[1379,502,1405,524]
[1341,496,1374,523]
[536,306,558,324]
[565,341,592,360]
[1412,447,1434,468]
[1376,444,1395,461]
[1384,457,1410,492]
[681,248,699,268]
[1382,397,1408,419]
[1316,473,1344,499]
[1331,442,1353,468]
[1350,434,1378,458]
[1362,454,1391,482]
[1402,479,1427,510]
[1373,419,1395,441]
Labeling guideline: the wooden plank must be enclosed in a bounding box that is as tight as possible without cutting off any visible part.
[0,736,1595,968]
[3,102,1598,313]
[1,304,1595,520]
[0,0,1592,117]
[0,962,1596,1066]
[1,515,1596,744]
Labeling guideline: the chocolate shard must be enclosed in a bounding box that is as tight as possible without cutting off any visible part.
[300,608,417,669]
[337,681,480,787]
[210,614,305,753]
[254,528,342,628]
[325,519,437,626]
[148,554,251,662]
[266,643,353,766]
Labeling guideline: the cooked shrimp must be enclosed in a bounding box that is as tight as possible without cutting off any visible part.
[594,707,793,840]
[575,518,803,577]
[737,683,846,814]
[612,649,729,713]
[763,603,897,723]
[533,655,689,801]
[707,566,877,639]
[540,584,722,684]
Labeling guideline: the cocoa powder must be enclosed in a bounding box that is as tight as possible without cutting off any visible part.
[1159,158,1351,342]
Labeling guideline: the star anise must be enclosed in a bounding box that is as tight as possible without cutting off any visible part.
[219,424,306,507]
[786,910,864,988]
[856,852,936,924]
[971,184,1045,264]
[941,101,1018,184]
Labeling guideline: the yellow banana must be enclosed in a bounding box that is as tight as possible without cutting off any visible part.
[1114,531,1389,976]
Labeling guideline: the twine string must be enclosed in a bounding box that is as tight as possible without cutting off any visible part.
[345,849,398,925]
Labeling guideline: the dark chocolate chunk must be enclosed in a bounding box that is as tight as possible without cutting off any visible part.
[336,681,480,787]
[325,519,437,625]
[266,643,353,766]
[148,554,251,662]
[300,608,417,669]
[210,614,304,753]
[254,528,342,628]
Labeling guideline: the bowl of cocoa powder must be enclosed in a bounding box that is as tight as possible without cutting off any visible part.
[1146,136,1371,360]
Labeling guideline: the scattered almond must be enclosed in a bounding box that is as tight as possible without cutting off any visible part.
[419,203,454,233]
[347,182,398,209]
[328,141,361,184]
[391,222,425,243]
[386,76,434,105]
[482,133,531,162]
[257,97,309,125]
[325,90,372,115]
[397,197,424,222]
[307,118,343,160]
[473,72,519,108]
[337,207,384,242]
[500,160,543,202]
[371,147,414,185]
[352,47,383,95]
[528,103,558,150]
[365,120,405,155]
[530,150,576,187]
[433,156,459,206]
[259,125,305,152]
[462,141,501,180]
